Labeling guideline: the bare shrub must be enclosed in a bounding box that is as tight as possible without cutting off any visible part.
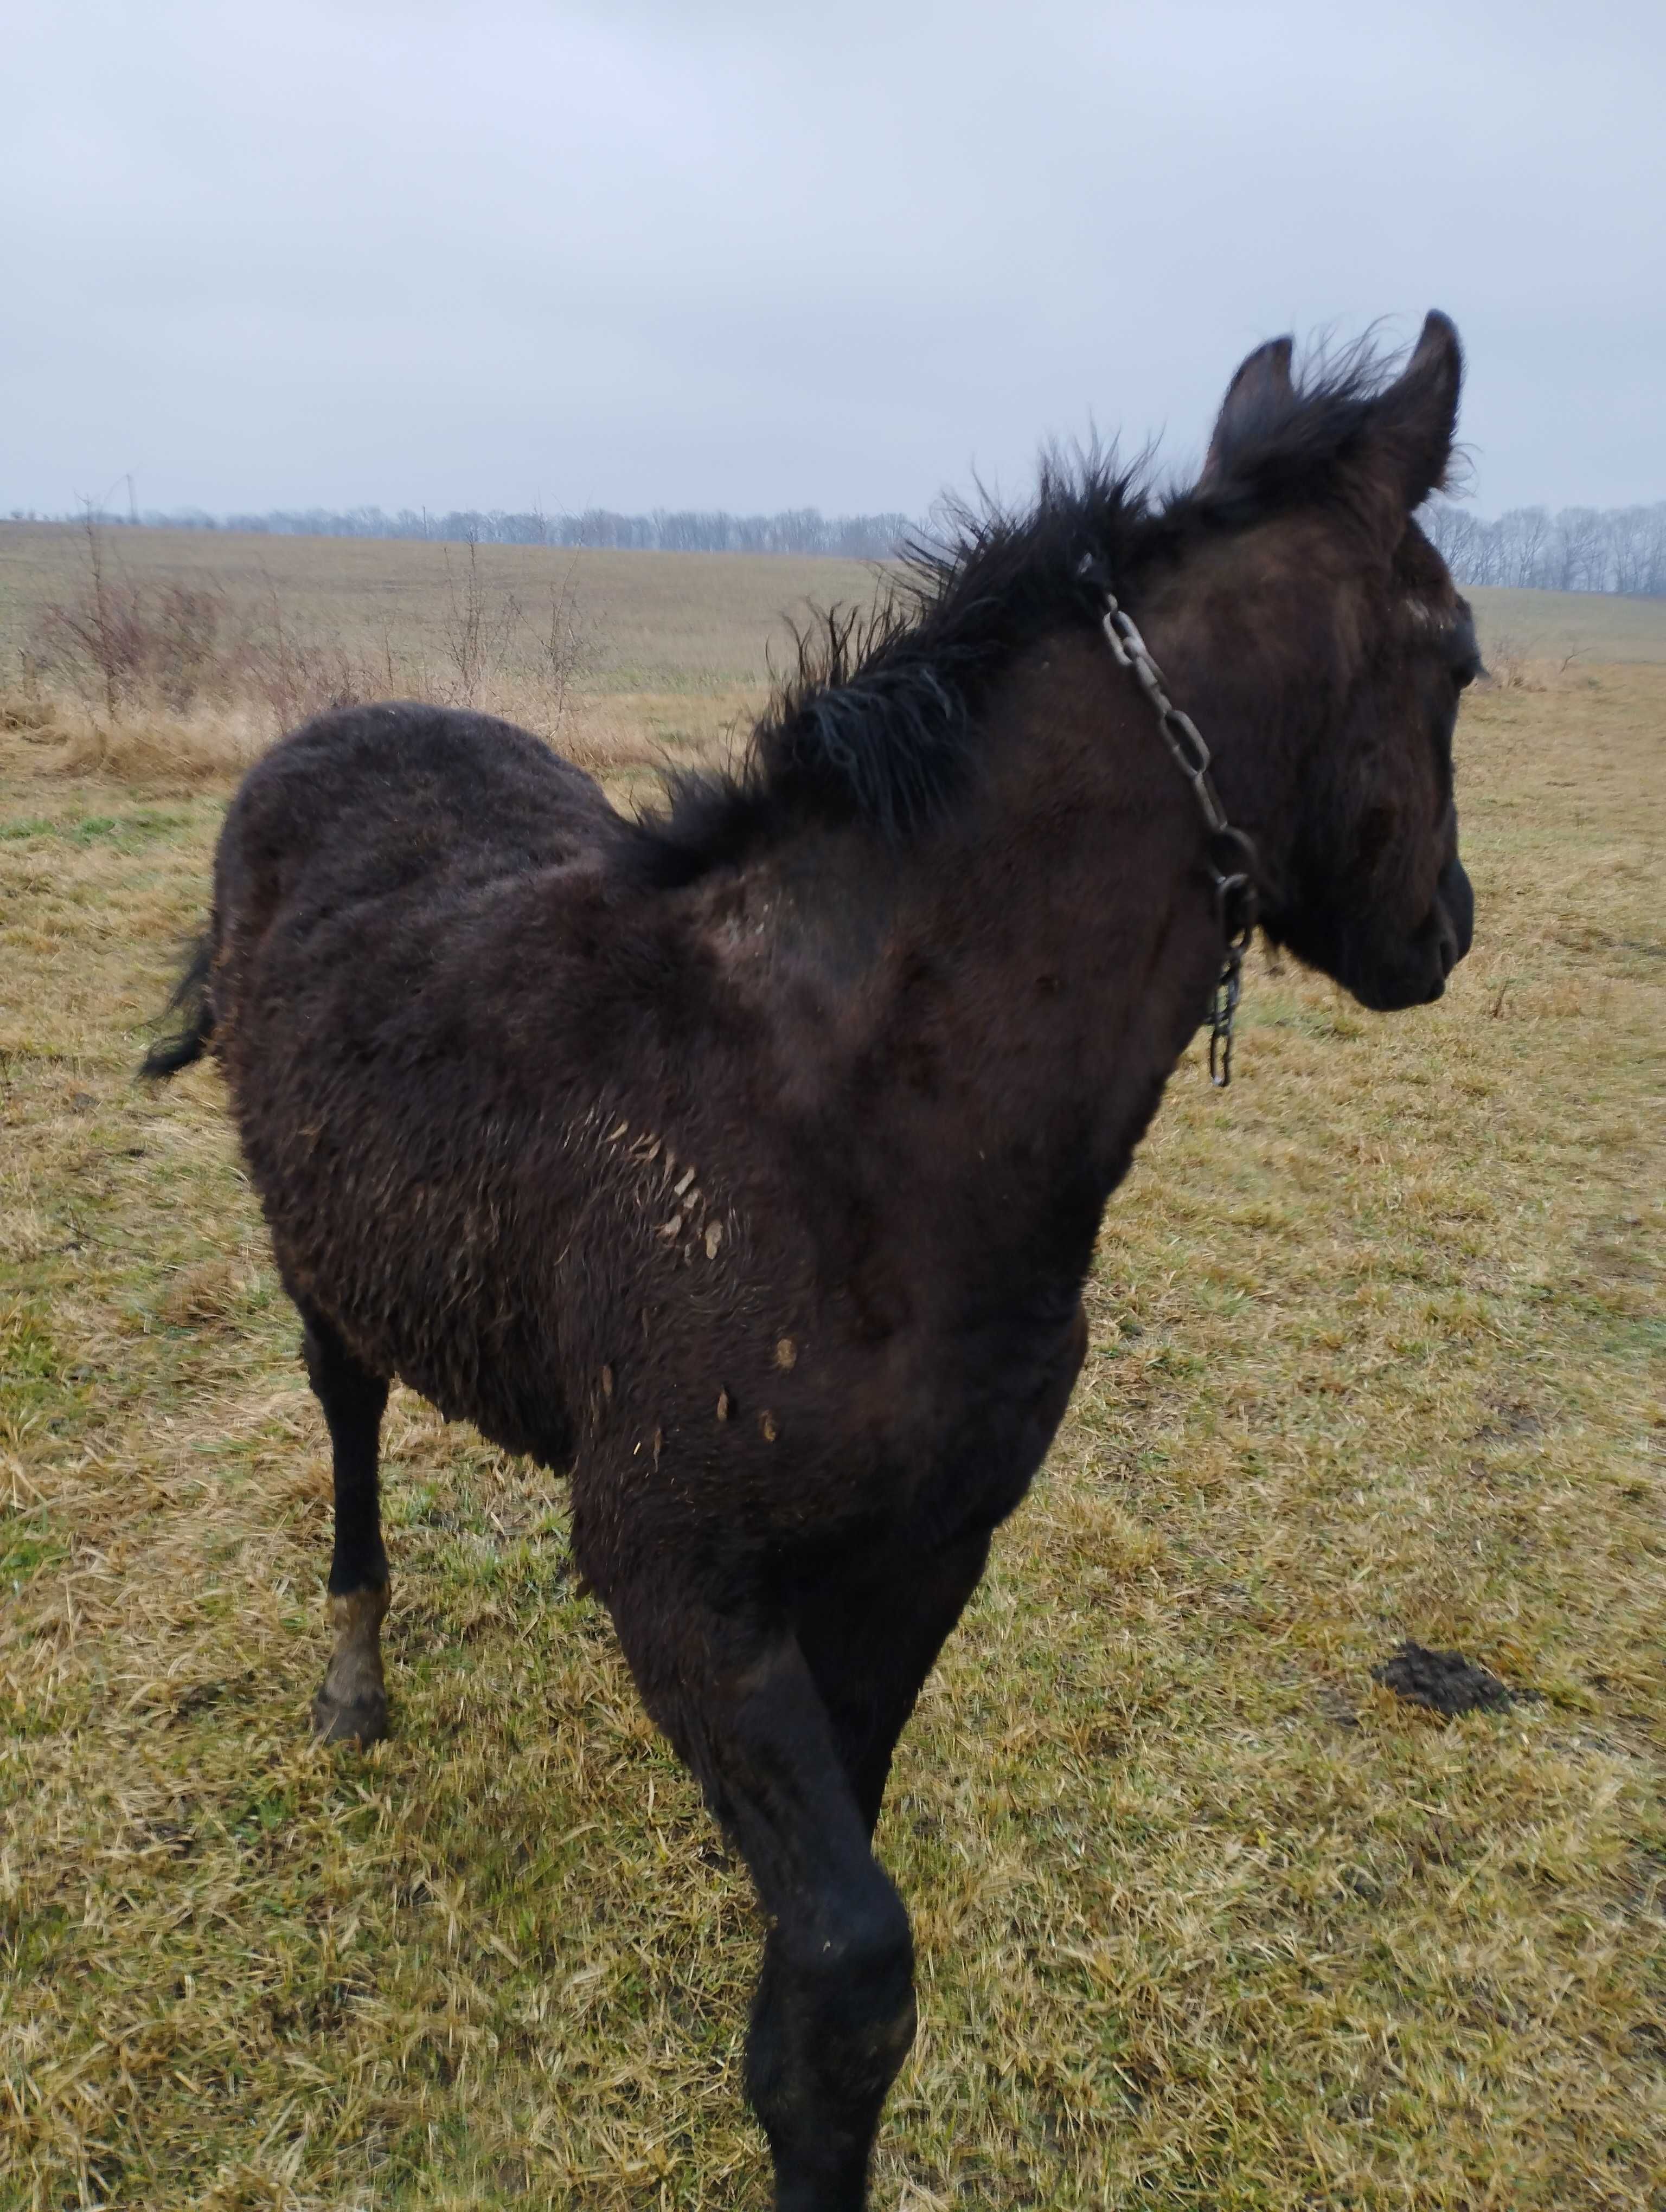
[31,513,222,717]
[24,519,381,753]
[156,587,230,710]
[1481,632,1533,690]
[535,562,591,736]
[434,539,593,738]
[10,516,607,783]
[29,514,241,721]
[1478,632,1588,696]
[245,633,379,728]
[236,577,381,731]
[440,535,522,709]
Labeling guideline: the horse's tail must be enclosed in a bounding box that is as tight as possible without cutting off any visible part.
[140,929,216,1081]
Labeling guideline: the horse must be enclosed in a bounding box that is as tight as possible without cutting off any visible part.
[143,312,1478,2209]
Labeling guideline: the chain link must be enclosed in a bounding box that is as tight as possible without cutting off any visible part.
[1097,586,1261,1088]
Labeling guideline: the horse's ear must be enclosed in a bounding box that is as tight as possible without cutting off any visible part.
[1201,336,1295,481]
[1364,311,1463,510]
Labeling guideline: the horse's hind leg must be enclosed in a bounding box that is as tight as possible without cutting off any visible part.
[613,1587,915,2211]
[299,1307,392,1746]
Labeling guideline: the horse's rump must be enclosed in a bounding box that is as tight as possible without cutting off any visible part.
[207,704,638,1458]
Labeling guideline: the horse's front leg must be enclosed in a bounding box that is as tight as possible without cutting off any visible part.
[298,1306,392,1745]
[612,1584,916,2211]
[795,1529,991,1835]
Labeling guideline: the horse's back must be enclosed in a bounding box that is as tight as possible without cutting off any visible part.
[211,700,628,1108]
[217,702,618,927]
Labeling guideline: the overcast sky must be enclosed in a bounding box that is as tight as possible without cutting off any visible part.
[5,0,1663,522]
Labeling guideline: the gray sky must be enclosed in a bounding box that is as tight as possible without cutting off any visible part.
[5,0,1663,521]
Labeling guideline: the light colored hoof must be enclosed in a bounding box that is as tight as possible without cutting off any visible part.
[311,1583,390,1747]
[311,1681,388,1746]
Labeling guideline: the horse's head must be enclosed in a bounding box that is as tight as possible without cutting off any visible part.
[1160,312,1479,1012]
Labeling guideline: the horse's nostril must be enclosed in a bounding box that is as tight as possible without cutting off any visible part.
[1437,856,1475,963]
[1431,890,1464,981]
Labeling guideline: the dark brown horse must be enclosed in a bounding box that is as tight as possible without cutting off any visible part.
[145,314,1477,2209]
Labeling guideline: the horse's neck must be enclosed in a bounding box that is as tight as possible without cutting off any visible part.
[743,635,1236,1267]
[918,716,1214,1169]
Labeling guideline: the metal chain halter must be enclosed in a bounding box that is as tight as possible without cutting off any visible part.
[1097,587,1261,1086]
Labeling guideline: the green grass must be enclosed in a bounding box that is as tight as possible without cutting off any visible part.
[0,657,1662,2209]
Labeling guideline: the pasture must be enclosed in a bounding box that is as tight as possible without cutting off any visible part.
[1,530,1663,2209]
[0,524,881,797]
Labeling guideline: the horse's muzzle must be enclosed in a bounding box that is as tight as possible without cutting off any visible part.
[1435,853,1475,976]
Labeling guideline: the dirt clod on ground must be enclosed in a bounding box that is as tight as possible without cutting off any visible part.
[1372,1641,1530,1716]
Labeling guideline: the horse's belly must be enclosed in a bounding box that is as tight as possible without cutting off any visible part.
[257,1141,583,1473]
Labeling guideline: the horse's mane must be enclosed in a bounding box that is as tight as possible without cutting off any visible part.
[625,337,1400,887]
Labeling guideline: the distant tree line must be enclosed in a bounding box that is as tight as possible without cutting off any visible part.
[1421,499,1666,597]
[8,504,915,560]
[11,496,1666,593]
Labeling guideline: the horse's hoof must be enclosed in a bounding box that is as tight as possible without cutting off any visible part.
[311,1686,388,1746]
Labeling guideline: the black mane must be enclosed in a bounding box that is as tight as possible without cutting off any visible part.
[627,338,1401,887]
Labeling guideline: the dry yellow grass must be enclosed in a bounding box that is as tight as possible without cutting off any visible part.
[0,589,1662,2208]
[0,521,893,801]
[1,518,1658,794]
[6,522,1665,687]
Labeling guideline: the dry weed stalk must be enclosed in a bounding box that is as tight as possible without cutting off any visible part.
[440,533,523,710]
[1479,632,1587,695]
[30,507,230,719]
[245,569,379,730]
[535,557,591,738]
[7,518,600,781]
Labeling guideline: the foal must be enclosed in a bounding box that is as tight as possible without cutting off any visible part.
[146,314,1478,2208]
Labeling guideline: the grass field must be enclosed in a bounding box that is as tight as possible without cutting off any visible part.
[0,523,885,795]
[1,541,1664,2209]
[8,522,1666,678]
[2,519,1660,795]
[0,523,889,693]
